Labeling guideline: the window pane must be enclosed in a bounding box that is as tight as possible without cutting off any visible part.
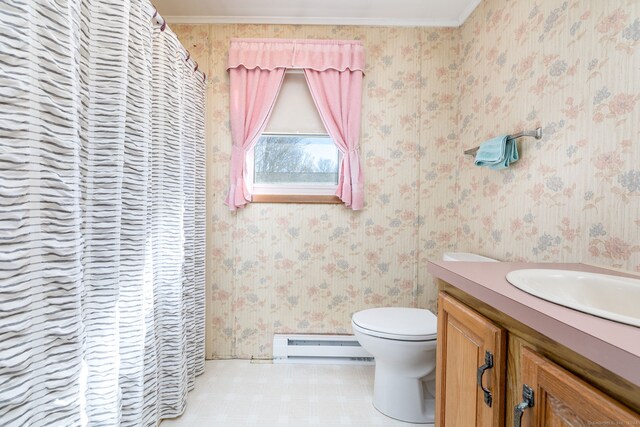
[254,135,339,184]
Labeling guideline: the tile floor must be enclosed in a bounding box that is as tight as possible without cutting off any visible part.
[161,360,434,427]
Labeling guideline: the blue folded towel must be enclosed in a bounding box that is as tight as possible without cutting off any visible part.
[474,135,519,170]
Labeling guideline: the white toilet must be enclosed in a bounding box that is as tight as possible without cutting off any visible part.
[352,307,437,423]
[352,252,497,424]
[441,252,498,262]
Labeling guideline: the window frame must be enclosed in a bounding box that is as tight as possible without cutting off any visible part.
[246,132,342,204]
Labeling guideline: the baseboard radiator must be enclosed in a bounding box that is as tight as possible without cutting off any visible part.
[272,334,374,365]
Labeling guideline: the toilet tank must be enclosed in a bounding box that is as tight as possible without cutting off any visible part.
[442,252,498,262]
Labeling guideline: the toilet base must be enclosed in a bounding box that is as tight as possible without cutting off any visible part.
[372,363,435,424]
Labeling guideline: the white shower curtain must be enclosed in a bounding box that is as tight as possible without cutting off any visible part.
[0,1,205,426]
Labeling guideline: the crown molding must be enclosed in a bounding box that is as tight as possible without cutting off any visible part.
[162,1,482,28]
[163,15,462,28]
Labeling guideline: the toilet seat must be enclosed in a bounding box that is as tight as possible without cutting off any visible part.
[352,307,437,341]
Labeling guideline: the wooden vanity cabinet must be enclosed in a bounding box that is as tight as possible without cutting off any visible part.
[435,289,640,427]
[435,292,506,427]
[519,347,640,426]
[522,348,640,427]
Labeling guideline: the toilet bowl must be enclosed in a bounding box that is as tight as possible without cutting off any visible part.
[352,252,498,424]
[352,307,437,423]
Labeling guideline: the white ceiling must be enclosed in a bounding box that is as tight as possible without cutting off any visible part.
[154,0,482,27]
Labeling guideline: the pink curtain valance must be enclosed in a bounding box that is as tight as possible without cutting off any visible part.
[227,38,365,73]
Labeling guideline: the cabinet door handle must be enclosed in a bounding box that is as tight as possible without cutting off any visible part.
[514,384,535,427]
[476,350,494,407]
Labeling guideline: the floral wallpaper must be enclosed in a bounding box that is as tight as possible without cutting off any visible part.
[456,0,640,270]
[173,24,459,358]
[172,0,639,359]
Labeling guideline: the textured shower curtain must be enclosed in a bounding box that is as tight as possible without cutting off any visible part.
[0,1,205,426]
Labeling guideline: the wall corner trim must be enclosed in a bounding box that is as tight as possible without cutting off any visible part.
[456,0,482,27]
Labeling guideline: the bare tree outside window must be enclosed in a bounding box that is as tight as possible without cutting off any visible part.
[254,135,339,184]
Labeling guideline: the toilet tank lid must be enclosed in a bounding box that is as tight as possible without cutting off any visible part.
[442,252,498,262]
[352,307,437,339]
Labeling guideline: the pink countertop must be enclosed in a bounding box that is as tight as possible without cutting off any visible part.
[427,261,640,387]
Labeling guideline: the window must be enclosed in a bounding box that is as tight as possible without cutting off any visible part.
[226,38,364,211]
[254,135,339,185]
[248,72,341,203]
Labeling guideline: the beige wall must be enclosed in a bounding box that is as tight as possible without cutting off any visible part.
[174,24,459,358]
[456,0,640,268]
[173,0,639,358]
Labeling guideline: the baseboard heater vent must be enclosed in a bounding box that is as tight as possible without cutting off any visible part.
[273,334,374,365]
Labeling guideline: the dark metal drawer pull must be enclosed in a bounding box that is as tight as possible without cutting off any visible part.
[476,350,494,407]
[514,384,535,427]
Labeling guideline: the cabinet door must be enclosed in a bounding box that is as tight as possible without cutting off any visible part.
[436,292,506,427]
[518,347,640,426]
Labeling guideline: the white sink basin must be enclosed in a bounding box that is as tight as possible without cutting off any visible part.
[506,269,640,327]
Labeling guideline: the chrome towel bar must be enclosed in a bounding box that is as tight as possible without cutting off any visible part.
[464,127,543,156]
